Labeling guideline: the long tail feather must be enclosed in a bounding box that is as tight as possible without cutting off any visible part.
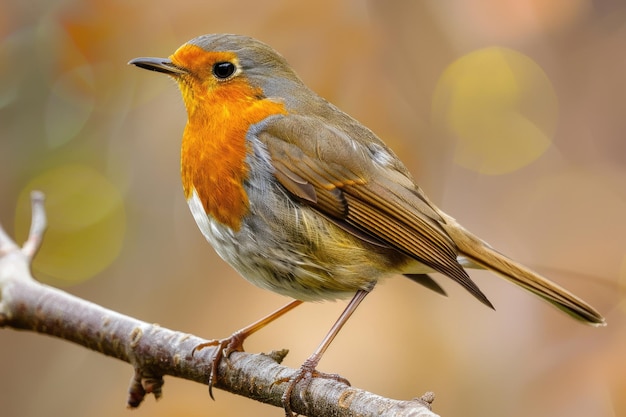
[441,215,606,326]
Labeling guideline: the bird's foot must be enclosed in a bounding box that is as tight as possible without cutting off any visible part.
[192,330,247,400]
[276,356,350,416]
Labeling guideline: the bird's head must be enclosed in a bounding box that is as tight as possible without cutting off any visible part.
[130,34,305,116]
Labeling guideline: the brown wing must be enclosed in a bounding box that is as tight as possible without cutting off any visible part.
[256,115,493,308]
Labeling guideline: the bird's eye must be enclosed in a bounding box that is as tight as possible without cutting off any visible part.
[212,62,236,79]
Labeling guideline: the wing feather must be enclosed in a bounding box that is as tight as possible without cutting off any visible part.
[256,115,492,307]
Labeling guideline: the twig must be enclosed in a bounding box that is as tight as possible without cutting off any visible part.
[21,190,46,259]
[0,192,439,417]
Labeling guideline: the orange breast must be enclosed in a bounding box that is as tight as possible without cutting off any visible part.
[180,77,287,231]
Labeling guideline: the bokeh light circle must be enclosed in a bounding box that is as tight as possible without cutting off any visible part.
[432,47,558,175]
[15,165,126,285]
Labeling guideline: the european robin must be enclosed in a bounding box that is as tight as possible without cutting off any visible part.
[130,34,605,414]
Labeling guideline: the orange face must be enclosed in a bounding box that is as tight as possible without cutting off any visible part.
[171,46,242,112]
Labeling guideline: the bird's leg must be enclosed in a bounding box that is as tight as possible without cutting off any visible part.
[279,289,371,416]
[193,299,303,399]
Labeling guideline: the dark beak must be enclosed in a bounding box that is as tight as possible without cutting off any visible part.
[128,57,187,76]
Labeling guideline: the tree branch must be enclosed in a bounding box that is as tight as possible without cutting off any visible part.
[0,192,439,417]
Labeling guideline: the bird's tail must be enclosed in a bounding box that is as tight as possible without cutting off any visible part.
[440,214,606,326]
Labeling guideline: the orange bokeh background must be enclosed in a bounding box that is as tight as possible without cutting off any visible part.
[1,1,625,416]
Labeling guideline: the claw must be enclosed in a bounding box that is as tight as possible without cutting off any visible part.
[193,330,247,400]
[277,357,350,417]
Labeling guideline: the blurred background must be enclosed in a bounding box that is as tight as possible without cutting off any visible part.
[1,0,625,416]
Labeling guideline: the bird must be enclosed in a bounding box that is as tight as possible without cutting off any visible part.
[129,33,605,415]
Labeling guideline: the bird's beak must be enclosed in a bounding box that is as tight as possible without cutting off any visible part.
[128,57,187,76]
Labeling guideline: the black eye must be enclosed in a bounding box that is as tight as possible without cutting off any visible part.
[212,62,236,79]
